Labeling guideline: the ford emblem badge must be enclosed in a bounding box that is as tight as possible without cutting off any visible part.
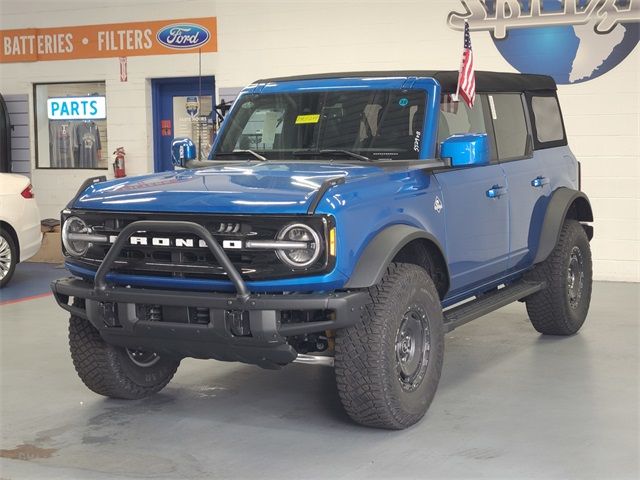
[157,23,211,50]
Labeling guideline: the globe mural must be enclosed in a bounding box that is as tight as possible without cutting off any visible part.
[484,0,639,84]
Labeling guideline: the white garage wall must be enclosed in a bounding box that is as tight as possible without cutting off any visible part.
[0,0,638,282]
[0,0,220,217]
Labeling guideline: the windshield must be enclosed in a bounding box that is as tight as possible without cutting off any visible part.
[213,89,427,161]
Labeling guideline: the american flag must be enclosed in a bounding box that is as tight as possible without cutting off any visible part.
[456,21,476,108]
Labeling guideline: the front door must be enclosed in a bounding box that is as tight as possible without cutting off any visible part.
[435,94,510,297]
[435,165,510,297]
[152,76,215,172]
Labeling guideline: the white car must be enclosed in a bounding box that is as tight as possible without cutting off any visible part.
[0,173,42,287]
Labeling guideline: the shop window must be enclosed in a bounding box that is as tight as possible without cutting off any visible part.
[34,82,108,169]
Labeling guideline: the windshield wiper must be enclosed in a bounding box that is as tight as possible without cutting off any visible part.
[213,150,268,161]
[293,149,372,162]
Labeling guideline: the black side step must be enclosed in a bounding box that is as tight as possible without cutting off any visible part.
[443,280,546,333]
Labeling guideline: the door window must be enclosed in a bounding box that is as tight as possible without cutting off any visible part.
[437,94,488,145]
[488,94,529,160]
[172,96,213,161]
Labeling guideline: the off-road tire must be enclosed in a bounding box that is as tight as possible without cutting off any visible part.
[525,219,592,335]
[69,315,180,399]
[0,230,17,288]
[335,263,444,429]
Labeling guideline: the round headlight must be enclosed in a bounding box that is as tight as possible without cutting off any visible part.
[276,223,322,268]
[62,216,90,257]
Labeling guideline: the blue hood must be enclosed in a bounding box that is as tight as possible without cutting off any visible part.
[73,161,384,214]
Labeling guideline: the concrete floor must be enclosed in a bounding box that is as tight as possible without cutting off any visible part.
[0,262,66,304]
[0,281,638,479]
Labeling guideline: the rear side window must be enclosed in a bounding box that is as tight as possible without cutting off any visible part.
[530,94,566,147]
[489,94,529,160]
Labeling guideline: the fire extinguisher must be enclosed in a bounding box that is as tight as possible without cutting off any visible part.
[112,147,126,178]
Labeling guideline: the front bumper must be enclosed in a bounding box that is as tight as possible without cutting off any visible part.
[52,277,369,369]
[52,219,368,369]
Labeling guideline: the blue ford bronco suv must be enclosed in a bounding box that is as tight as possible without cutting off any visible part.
[52,71,593,429]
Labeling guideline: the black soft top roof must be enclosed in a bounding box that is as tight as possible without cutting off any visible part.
[255,70,557,92]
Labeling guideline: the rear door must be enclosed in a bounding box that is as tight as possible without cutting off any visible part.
[435,95,509,297]
[489,93,551,270]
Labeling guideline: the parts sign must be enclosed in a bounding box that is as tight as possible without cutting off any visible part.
[0,17,217,63]
[47,97,107,120]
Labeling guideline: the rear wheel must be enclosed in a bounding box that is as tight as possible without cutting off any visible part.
[335,263,444,429]
[525,219,593,335]
[0,230,17,288]
[69,314,180,399]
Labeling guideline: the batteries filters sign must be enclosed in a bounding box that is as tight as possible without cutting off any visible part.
[0,18,217,63]
[47,96,107,120]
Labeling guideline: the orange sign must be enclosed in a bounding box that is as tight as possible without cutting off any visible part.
[0,17,217,63]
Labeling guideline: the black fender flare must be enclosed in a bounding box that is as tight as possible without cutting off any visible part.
[533,187,593,264]
[344,224,449,290]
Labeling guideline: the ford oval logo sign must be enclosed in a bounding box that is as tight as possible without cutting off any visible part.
[157,23,210,50]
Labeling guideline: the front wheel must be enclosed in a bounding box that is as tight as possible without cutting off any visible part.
[335,263,444,429]
[69,315,180,399]
[525,219,593,335]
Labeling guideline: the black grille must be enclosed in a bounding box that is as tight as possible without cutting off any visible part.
[64,210,334,281]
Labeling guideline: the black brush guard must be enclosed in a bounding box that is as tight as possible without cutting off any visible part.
[51,220,369,369]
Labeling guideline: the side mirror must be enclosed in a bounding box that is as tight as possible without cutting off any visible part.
[171,138,196,167]
[440,133,490,167]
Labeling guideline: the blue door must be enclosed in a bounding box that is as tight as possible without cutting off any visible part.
[488,93,552,271]
[435,164,510,298]
[152,76,215,172]
[501,157,551,270]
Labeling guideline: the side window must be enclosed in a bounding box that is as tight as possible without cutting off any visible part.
[489,93,529,160]
[530,95,566,146]
[437,94,487,145]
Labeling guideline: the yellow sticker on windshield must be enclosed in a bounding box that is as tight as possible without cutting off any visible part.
[295,114,320,124]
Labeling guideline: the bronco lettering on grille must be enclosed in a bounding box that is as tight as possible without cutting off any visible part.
[107,235,210,248]
[106,235,246,249]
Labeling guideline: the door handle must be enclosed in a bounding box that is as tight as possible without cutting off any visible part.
[531,176,549,188]
[486,185,507,198]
